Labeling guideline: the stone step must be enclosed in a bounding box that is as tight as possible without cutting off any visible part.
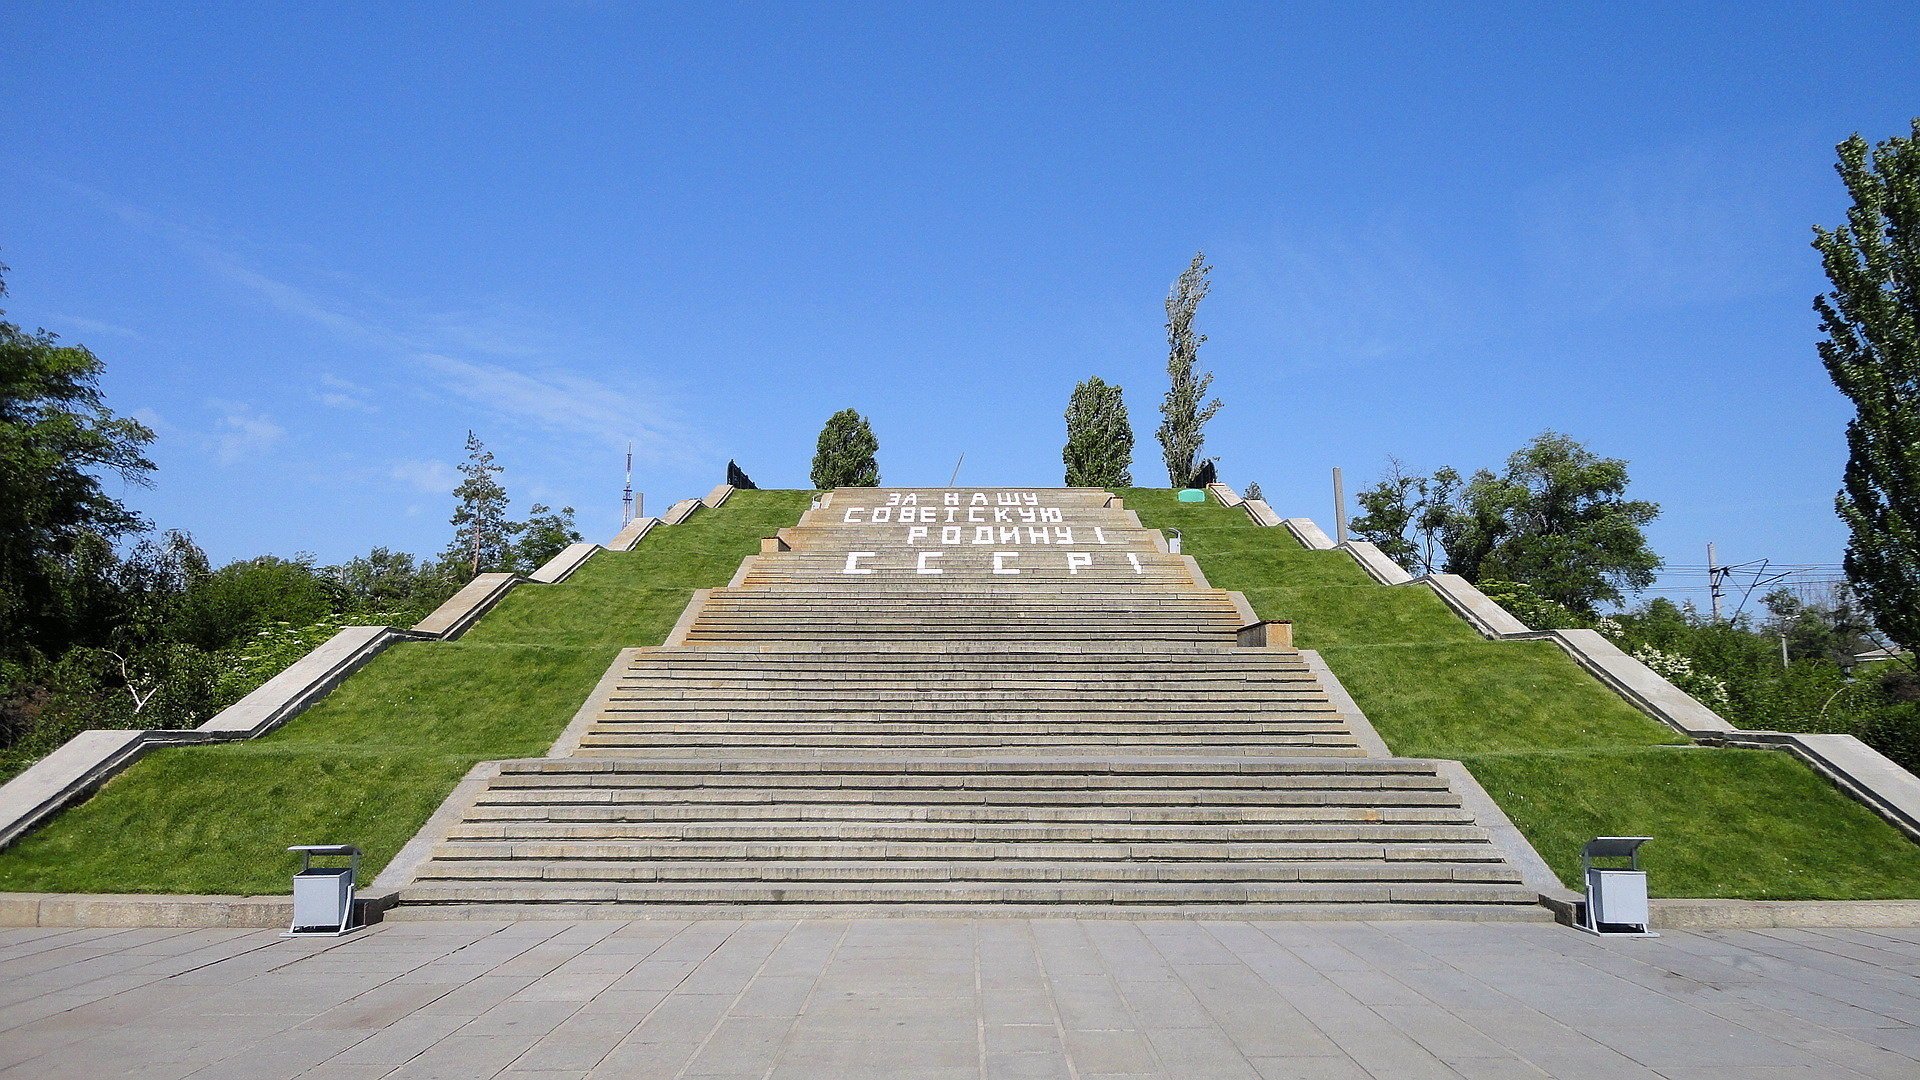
[578,746,1372,760]
[414,858,1518,885]
[494,756,1443,777]
[442,820,1489,843]
[572,736,1362,752]
[397,881,1540,906]
[584,721,1350,736]
[426,838,1509,863]
[480,780,1459,802]
[461,803,1475,825]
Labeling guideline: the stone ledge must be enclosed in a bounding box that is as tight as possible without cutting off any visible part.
[0,485,737,857]
[0,889,398,928]
[1719,730,1920,841]
[1421,573,1533,637]
[411,572,523,638]
[1537,892,1920,929]
[1342,540,1414,585]
[529,542,601,583]
[1518,628,1739,737]
[1282,518,1335,549]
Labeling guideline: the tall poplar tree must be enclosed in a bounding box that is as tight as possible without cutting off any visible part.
[446,431,520,579]
[1062,376,1133,487]
[1156,251,1222,488]
[1815,119,1920,655]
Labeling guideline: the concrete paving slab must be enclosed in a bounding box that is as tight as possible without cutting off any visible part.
[2,918,1919,1077]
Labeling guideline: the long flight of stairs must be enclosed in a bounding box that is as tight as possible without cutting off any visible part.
[396,488,1541,916]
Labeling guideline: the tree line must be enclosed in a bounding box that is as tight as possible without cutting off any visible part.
[0,276,580,781]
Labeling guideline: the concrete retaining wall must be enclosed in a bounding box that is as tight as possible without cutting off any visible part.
[0,485,738,856]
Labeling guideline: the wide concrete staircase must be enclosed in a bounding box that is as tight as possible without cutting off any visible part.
[396,488,1540,915]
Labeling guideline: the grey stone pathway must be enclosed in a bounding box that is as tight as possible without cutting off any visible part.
[0,919,1917,1078]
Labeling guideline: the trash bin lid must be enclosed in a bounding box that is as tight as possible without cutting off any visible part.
[1582,837,1650,860]
[288,844,361,856]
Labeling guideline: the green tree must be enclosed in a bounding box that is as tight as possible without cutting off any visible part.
[1351,459,1422,569]
[445,431,521,578]
[1351,461,1459,575]
[1243,481,1263,502]
[0,266,156,659]
[1156,252,1223,488]
[810,409,880,488]
[1444,432,1660,614]
[1814,119,1920,656]
[1062,376,1134,487]
[514,504,582,573]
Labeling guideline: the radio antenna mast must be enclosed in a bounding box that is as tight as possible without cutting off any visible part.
[620,442,634,525]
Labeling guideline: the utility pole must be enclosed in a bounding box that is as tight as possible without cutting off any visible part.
[1332,467,1349,546]
[948,453,964,487]
[1780,633,1790,670]
[621,443,634,525]
[1707,541,1724,622]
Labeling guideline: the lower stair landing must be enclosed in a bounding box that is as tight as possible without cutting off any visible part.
[393,756,1546,918]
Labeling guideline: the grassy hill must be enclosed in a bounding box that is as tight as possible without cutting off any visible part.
[1125,488,1920,900]
[0,491,812,895]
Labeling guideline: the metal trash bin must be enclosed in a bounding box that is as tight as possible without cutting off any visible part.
[285,844,361,937]
[1168,529,1183,555]
[1578,836,1655,936]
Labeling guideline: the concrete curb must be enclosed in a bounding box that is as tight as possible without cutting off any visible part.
[0,889,399,929]
[0,485,738,857]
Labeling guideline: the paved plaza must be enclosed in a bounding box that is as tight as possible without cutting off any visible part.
[0,919,1917,1078]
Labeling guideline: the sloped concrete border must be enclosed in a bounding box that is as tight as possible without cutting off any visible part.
[0,486,738,856]
[1211,489,1920,854]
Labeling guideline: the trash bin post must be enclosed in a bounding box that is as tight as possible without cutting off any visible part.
[285,844,362,937]
[1578,836,1656,937]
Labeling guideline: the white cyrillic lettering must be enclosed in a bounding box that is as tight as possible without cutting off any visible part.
[916,551,944,575]
[1127,553,1143,575]
[993,552,1020,575]
[843,508,867,523]
[1066,553,1092,575]
[845,552,876,575]
[907,526,928,545]
[941,526,961,544]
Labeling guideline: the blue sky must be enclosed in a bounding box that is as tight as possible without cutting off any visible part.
[3,4,1915,607]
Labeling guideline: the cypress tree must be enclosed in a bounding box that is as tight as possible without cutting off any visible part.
[810,409,880,489]
[1814,119,1920,654]
[1157,251,1223,488]
[1062,376,1133,487]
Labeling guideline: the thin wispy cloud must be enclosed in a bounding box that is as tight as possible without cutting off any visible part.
[315,373,379,413]
[48,314,145,341]
[1518,148,1788,314]
[389,459,460,493]
[209,401,286,465]
[414,353,691,456]
[58,180,700,462]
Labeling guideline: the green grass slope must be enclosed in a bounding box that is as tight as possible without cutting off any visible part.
[0,490,811,895]
[1125,488,1920,899]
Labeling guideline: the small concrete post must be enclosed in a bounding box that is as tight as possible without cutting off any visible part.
[1333,467,1348,546]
